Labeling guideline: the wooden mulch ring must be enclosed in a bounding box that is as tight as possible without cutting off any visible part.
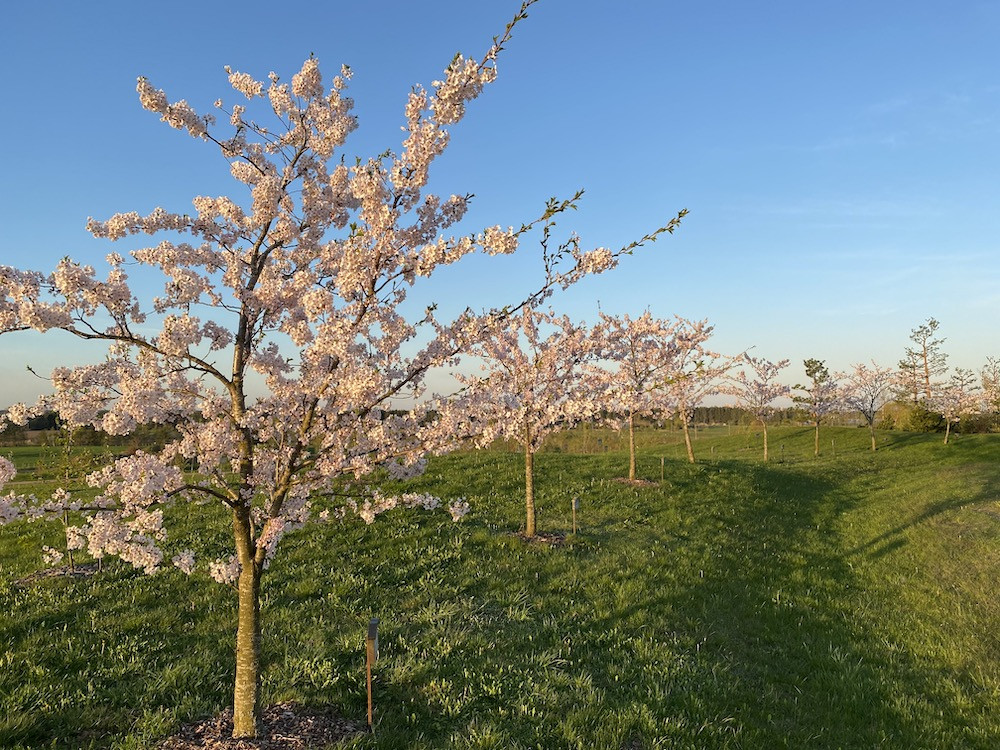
[14,561,101,587]
[157,702,364,749]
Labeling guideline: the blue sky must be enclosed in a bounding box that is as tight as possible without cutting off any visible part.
[2,0,999,407]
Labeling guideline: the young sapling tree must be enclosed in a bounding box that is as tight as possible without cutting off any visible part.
[721,354,790,461]
[899,317,948,403]
[794,359,839,457]
[597,312,682,480]
[457,307,603,537]
[839,361,896,451]
[933,368,981,444]
[980,356,1000,416]
[662,319,730,464]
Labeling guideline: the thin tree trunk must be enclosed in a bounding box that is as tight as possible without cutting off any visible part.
[232,508,263,738]
[680,410,695,463]
[814,421,820,456]
[628,410,636,481]
[760,416,769,461]
[923,343,932,402]
[944,420,951,445]
[869,421,877,451]
[524,443,536,537]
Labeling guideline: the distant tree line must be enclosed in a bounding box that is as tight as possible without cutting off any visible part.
[0,410,179,449]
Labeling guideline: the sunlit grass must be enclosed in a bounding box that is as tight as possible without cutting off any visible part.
[1,426,999,748]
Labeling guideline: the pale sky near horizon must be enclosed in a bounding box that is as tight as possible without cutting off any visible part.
[1,1,999,408]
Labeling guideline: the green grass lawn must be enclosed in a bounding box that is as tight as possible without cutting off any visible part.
[1,425,999,748]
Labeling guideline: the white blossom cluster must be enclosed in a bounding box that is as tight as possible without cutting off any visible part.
[357,492,470,525]
[209,555,242,585]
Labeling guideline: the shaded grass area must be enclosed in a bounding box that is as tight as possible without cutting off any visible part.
[1,426,999,748]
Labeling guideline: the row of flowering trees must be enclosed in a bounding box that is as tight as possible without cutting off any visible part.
[738,355,992,456]
[452,309,733,537]
[0,1,992,740]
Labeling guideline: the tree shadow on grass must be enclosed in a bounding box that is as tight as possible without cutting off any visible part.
[848,460,1000,560]
[851,494,990,559]
[558,459,997,748]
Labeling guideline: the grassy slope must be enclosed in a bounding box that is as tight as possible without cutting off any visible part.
[0,426,998,749]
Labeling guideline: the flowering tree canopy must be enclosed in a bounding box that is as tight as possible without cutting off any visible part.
[933,368,981,445]
[0,2,685,738]
[0,456,14,507]
[981,356,1000,413]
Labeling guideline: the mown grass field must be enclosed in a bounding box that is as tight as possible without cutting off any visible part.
[1,425,999,748]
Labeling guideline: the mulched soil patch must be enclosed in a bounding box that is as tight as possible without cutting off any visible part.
[612,477,659,487]
[157,702,364,749]
[14,561,100,586]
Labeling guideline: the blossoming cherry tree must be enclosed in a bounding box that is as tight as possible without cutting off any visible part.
[596,312,683,480]
[838,361,895,451]
[721,355,790,461]
[661,319,730,464]
[457,307,603,537]
[0,3,685,738]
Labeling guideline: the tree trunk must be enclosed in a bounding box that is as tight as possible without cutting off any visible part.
[232,509,263,738]
[680,411,695,464]
[760,417,769,462]
[814,421,820,456]
[869,421,877,451]
[524,444,536,537]
[923,343,932,402]
[944,420,951,445]
[628,410,636,481]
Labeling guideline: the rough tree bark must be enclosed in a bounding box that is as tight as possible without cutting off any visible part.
[233,509,262,738]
